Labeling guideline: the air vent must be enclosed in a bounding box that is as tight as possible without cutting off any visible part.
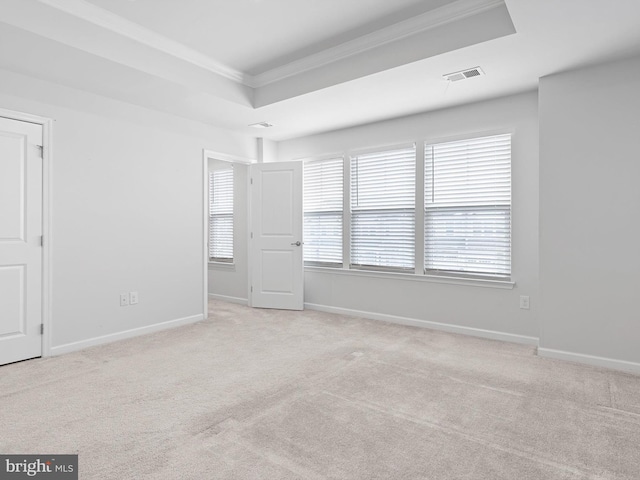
[249,122,274,129]
[443,67,484,82]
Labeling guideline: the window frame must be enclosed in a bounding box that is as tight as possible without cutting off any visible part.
[208,163,234,264]
[424,133,512,279]
[349,144,416,273]
[303,156,345,268]
[299,131,515,289]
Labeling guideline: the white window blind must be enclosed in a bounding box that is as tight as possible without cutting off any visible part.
[351,145,415,271]
[209,167,233,262]
[425,134,511,277]
[303,157,343,265]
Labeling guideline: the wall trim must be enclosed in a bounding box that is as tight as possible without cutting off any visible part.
[252,0,504,87]
[36,0,503,89]
[208,293,249,306]
[204,149,256,165]
[538,347,640,375]
[306,266,514,289]
[38,0,248,85]
[305,302,538,346]
[50,314,203,356]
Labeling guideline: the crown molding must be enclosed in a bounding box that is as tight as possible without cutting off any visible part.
[37,0,504,90]
[37,0,250,85]
[250,0,505,87]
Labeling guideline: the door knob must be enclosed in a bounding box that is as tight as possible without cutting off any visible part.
[291,241,301,246]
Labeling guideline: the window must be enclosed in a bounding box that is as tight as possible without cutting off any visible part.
[350,145,415,271]
[208,166,233,262]
[425,134,511,277]
[303,157,343,266]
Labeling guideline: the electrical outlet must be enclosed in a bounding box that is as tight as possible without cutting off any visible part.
[520,295,530,310]
[130,291,139,305]
[120,293,129,307]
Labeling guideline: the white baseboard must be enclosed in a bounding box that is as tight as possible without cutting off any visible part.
[304,303,539,346]
[538,347,640,375]
[208,293,248,306]
[50,314,204,356]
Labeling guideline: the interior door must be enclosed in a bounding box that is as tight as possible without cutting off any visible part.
[0,117,43,365]
[250,162,303,310]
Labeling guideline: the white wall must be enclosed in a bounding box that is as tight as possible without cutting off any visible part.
[0,68,256,352]
[208,159,250,303]
[277,92,539,342]
[539,55,640,369]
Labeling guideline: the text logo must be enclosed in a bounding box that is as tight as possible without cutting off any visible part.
[0,455,77,479]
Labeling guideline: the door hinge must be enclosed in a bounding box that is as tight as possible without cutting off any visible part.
[40,235,44,247]
[250,178,253,185]
[250,286,253,293]
[37,145,43,158]
[40,324,44,335]
[250,232,253,239]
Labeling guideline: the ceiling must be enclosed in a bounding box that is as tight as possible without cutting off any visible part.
[1,0,640,141]
[85,0,453,75]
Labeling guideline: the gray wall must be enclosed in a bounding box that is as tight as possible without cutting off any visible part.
[208,160,250,303]
[539,55,640,365]
[277,92,540,342]
[0,68,255,352]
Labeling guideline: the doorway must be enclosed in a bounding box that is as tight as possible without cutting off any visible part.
[0,110,52,365]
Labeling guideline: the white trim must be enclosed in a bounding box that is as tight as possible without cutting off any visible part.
[415,141,426,275]
[247,169,254,306]
[251,0,504,87]
[208,261,236,271]
[204,149,256,165]
[0,107,54,358]
[37,0,249,85]
[208,293,249,306]
[538,348,640,375]
[202,149,209,320]
[305,266,514,289]
[297,152,345,164]
[41,118,53,357]
[50,314,204,356]
[305,303,538,346]
[423,127,517,150]
[37,0,503,89]
[348,141,417,159]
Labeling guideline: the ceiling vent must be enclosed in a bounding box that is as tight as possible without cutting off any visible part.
[249,122,274,129]
[443,67,484,82]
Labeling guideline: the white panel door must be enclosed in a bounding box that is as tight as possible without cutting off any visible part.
[0,117,43,365]
[250,162,303,310]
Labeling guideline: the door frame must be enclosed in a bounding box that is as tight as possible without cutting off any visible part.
[0,107,53,358]
[202,149,255,317]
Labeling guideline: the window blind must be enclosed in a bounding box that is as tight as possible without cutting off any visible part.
[351,146,415,271]
[209,167,233,262]
[303,157,343,265]
[425,134,511,276]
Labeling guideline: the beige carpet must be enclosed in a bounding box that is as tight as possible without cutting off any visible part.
[1,300,639,479]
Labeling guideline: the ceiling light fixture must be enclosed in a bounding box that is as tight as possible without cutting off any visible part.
[443,67,485,82]
[249,122,274,129]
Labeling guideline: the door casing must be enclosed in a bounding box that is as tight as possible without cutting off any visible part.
[0,107,53,358]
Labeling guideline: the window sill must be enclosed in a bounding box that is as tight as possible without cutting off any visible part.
[208,262,236,272]
[304,266,514,290]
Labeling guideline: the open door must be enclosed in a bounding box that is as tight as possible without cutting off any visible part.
[0,117,43,365]
[250,162,303,310]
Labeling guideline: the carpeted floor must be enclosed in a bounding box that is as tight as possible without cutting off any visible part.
[1,300,639,479]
